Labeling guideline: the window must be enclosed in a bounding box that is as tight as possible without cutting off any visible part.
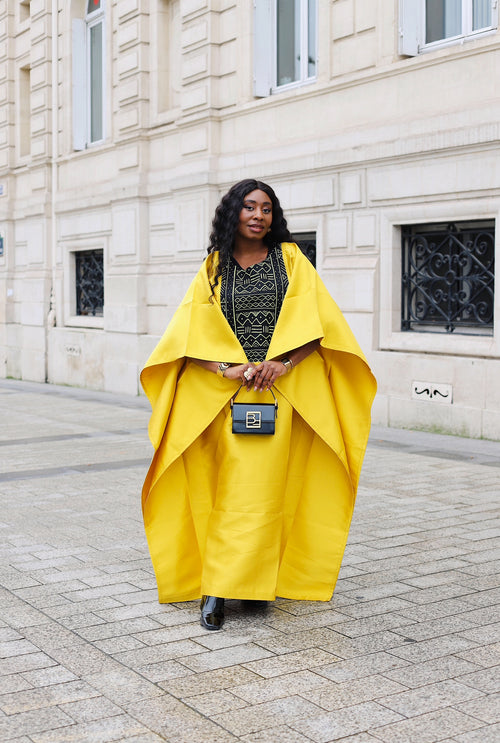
[88,2,104,142]
[426,0,493,42]
[72,0,105,149]
[294,231,317,267]
[401,221,494,335]
[75,249,104,317]
[254,0,317,96]
[276,0,316,87]
[399,0,497,55]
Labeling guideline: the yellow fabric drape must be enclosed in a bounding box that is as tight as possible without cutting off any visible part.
[141,243,376,602]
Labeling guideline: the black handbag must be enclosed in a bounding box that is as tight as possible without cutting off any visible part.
[230,385,278,435]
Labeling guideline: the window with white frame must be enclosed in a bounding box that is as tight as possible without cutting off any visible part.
[254,0,317,97]
[72,0,105,149]
[399,0,498,55]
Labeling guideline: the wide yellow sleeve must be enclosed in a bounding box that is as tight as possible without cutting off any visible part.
[271,242,377,490]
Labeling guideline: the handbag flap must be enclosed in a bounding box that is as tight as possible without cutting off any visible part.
[231,402,276,434]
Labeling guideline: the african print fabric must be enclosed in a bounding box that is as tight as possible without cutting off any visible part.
[220,244,289,362]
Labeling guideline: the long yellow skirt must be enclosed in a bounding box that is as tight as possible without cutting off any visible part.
[144,388,354,602]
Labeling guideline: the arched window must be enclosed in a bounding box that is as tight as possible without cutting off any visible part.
[72,0,105,149]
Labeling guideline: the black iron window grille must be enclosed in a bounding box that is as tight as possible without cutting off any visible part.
[293,232,316,267]
[75,249,104,317]
[402,221,494,335]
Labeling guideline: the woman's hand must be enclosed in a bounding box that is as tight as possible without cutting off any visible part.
[223,363,258,390]
[248,360,287,392]
[223,362,283,391]
[191,339,320,392]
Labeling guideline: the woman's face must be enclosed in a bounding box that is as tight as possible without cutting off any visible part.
[236,189,273,242]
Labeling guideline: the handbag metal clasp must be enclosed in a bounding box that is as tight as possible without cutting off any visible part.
[245,410,262,429]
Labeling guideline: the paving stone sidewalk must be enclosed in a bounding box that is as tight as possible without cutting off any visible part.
[0,378,499,743]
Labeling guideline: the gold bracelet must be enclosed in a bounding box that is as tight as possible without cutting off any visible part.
[281,358,293,373]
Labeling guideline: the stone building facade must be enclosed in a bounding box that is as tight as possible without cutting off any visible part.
[0,0,499,439]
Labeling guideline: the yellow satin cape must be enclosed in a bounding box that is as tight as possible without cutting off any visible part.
[141,243,376,602]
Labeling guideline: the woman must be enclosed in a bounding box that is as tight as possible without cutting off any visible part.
[141,179,376,630]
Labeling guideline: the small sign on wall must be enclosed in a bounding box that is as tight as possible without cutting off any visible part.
[66,345,81,357]
[0,236,3,256]
[412,381,453,404]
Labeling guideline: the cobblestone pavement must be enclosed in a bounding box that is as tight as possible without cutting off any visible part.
[1,378,499,743]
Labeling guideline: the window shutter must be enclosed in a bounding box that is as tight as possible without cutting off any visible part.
[253,0,273,97]
[399,0,422,56]
[72,19,86,150]
[492,0,499,29]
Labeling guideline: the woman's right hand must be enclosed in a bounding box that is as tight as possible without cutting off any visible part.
[224,363,257,390]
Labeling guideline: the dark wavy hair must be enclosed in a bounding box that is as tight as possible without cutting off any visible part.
[207,179,292,299]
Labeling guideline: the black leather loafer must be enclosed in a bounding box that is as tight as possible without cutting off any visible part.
[200,595,225,630]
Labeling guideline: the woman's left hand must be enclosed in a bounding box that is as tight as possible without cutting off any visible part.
[251,360,287,392]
